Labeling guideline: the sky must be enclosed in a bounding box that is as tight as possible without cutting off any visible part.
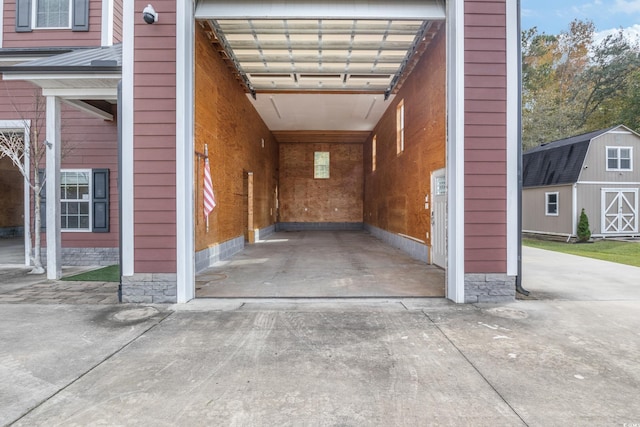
[521,0,640,40]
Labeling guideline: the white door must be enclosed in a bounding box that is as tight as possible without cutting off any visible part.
[431,168,446,268]
[601,189,638,234]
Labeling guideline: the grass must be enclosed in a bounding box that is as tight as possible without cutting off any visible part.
[62,265,120,282]
[523,238,640,268]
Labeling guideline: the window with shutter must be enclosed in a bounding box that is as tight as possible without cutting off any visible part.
[15,0,89,32]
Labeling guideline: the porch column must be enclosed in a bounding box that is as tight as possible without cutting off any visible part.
[45,96,62,280]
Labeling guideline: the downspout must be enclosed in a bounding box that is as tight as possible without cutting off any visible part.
[117,80,123,302]
[515,0,529,296]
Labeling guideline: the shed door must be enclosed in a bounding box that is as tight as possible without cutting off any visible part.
[601,189,638,234]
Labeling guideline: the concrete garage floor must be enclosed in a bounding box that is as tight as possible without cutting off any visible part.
[196,230,445,298]
[1,247,640,425]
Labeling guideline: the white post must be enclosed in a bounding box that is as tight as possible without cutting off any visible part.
[45,96,62,280]
[23,122,31,266]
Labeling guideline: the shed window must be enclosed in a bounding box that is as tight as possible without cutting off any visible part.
[606,147,632,171]
[314,151,330,179]
[545,192,559,216]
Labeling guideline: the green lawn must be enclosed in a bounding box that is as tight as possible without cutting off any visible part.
[62,265,120,282]
[523,238,640,268]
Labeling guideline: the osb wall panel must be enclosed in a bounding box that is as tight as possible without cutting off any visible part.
[363,26,446,244]
[0,157,23,227]
[195,23,279,252]
[279,143,363,223]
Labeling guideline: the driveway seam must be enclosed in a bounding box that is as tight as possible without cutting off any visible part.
[9,308,175,426]
[421,309,530,427]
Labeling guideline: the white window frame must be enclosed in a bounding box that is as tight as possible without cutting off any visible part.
[606,146,633,172]
[314,151,330,179]
[545,192,559,216]
[396,99,405,154]
[32,0,72,29]
[372,134,377,172]
[60,169,92,232]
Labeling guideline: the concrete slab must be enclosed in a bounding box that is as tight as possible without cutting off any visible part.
[197,231,445,298]
[0,304,170,426]
[10,307,525,426]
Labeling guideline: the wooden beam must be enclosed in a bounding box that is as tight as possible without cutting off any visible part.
[273,130,370,144]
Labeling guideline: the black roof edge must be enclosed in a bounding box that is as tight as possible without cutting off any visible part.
[0,47,93,57]
[0,66,121,73]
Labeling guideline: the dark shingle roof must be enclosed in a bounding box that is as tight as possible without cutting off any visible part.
[522,126,618,187]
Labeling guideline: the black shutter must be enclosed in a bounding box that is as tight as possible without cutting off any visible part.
[72,0,90,31]
[15,0,32,32]
[92,169,109,232]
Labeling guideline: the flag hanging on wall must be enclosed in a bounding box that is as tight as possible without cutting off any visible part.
[203,156,216,218]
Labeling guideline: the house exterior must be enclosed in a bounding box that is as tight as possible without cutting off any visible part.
[523,125,640,239]
[1,0,522,304]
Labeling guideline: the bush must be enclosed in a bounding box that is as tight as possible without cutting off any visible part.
[577,208,591,242]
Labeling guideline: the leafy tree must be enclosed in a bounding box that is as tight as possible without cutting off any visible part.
[522,19,640,150]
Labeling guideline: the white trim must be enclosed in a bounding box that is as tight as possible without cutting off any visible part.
[45,96,62,280]
[605,146,633,172]
[121,0,134,277]
[601,188,639,234]
[41,87,119,100]
[176,0,195,303]
[545,192,559,216]
[506,0,518,276]
[572,183,578,236]
[0,120,31,265]
[578,181,640,185]
[101,0,114,46]
[446,0,464,303]
[195,1,446,20]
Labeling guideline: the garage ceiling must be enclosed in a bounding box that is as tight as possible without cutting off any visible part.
[195,1,445,134]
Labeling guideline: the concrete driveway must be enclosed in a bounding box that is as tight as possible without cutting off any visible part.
[1,246,639,426]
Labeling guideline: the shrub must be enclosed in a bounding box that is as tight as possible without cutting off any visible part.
[577,208,591,242]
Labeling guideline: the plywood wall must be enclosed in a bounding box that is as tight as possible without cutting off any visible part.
[195,23,279,251]
[279,143,363,223]
[363,27,446,244]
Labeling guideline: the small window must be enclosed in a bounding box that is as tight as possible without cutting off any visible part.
[61,170,91,230]
[314,151,330,179]
[396,100,404,154]
[606,146,632,171]
[372,135,377,172]
[545,192,559,216]
[34,0,71,28]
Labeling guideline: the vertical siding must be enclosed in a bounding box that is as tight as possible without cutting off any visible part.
[194,23,279,251]
[133,0,176,273]
[0,80,119,247]
[112,0,122,43]
[2,0,103,48]
[363,25,446,243]
[522,185,574,235]
[464,0,508,272]
[580,133,640,183]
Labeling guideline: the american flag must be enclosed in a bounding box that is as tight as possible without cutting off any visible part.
[203,156,216,218]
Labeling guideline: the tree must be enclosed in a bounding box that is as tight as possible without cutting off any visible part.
[0,89,69,274]
[522,19,640,150]
[577,208,591,243]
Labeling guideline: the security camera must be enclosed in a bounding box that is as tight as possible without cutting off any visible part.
[142,4,158,24]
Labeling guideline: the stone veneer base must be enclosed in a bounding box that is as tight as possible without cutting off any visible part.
[121,273,177,304]
[364,224,429,263]
[41,247,119,266]
[464,273,516,303]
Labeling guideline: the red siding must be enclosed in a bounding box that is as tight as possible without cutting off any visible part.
[2,0,103,48]
[113,0,123,43]
[133,0,177,273]
[0,80,119,248]
[464,0,508,273]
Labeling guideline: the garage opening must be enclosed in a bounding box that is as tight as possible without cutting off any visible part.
[192,2,447,298]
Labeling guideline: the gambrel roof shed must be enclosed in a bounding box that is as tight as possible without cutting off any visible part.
[522,126,621,188]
